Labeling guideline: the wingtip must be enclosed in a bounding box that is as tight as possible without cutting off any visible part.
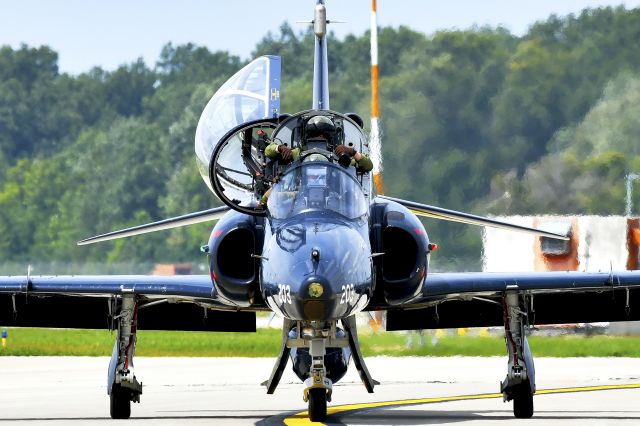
[76,237,96,246]
[77,234,113,246]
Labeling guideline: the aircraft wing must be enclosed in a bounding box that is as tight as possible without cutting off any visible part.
[0,207,258,331]
[423,270,640,297]
[0,274,216,298]
[0,274,257,331]
[378,195,568,240]
[383,271,640,330]
[77,205,230,245]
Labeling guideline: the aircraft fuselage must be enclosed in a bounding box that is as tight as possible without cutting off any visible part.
[261,212,372,321]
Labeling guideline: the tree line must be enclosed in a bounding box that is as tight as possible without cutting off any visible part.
[1,6,640,270]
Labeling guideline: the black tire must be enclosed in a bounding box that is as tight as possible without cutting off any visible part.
[110,384,131,419]
[308,388,327,422]
[513,386,534,419]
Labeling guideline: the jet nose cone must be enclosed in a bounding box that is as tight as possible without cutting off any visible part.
[300,275,336,320]
[261,219,373,321]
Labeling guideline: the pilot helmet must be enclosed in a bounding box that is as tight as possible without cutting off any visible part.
[306,115,336,141]
[302,153,329,162]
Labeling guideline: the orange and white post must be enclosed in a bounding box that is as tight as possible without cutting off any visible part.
[369,0,385,331]
[370,0,384,195]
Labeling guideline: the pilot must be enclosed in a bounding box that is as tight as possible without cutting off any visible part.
[264,115,373,173]
[259,155,321,207]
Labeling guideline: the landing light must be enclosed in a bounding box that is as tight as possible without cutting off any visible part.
[309,282,324,298]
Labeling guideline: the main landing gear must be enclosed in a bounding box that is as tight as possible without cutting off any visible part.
[500,290,535,419]
[263,316,378,422]
[107,295,142,419]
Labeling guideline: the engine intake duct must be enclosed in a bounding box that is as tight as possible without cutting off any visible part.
[217,228,255,280]
[382,227,417,281]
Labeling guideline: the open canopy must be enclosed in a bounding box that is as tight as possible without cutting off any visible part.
[195,56,281,193]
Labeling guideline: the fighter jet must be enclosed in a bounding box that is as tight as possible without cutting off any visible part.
[2,0,640,422]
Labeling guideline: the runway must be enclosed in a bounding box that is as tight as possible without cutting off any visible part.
[1,356,640,425]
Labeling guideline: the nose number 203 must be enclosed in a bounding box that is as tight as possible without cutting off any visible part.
[340,284,355,305]
[277,284,292,304]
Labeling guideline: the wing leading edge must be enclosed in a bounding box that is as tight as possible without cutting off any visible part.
[423,270,640,298]
[77,206,230,246]
[0,274,216,299]
[379,195,569,240]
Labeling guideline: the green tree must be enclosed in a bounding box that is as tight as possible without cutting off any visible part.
[252,23,314,81]
[103,59,157,117]
[550,73,640,158]
[148,43,243,129]
[485,73,640,216]
[490,39,570,169]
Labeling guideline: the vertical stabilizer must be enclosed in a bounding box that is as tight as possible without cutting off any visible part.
[312,0,330,110]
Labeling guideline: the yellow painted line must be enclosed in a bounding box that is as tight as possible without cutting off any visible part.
[536,383,640,395]
[283,383,640,425]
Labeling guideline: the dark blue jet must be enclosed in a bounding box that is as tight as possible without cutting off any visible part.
[3,0,640,422]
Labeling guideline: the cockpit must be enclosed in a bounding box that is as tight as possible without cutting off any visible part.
[194,55,372,216]
[267,162,368,220]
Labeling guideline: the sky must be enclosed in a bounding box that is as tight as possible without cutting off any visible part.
[1,0,639,75]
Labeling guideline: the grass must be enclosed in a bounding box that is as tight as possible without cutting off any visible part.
[1,327,640,357]
[0,328,283,357]
[363,332,640,357]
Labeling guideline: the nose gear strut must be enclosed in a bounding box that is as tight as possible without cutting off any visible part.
[262,315,378,422]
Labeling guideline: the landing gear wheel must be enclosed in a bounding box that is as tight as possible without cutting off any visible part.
[512,384,534,419]
[110,384,131,419]
[308,388,327,422]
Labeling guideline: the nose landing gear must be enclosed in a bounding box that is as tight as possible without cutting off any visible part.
[262,316,378,422]
[306,387,329,422]
[303,338,332,421]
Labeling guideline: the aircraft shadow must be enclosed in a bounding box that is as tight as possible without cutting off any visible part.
[0,414,270,422]
[4,409,640,425]
[324,409,640,425]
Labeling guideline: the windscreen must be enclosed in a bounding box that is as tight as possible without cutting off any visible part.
[267,162,367,220]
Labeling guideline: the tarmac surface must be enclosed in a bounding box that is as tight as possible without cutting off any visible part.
[1,356,640,425]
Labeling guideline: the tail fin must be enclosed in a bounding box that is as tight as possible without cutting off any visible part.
[312,0,330,109]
